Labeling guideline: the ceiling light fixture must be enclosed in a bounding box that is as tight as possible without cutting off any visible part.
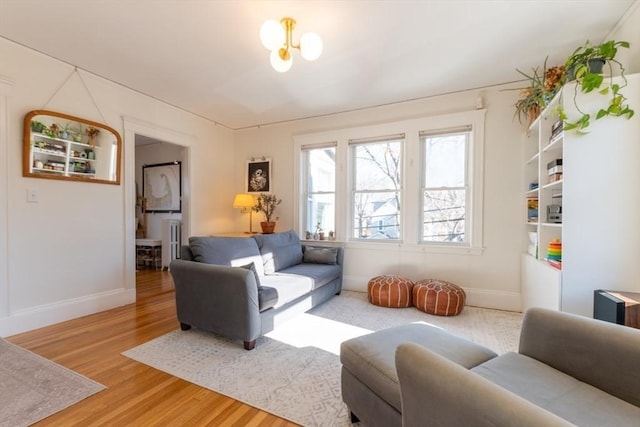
[260,17,322,72]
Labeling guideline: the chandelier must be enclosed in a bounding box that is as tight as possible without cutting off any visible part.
[260,17,323,72]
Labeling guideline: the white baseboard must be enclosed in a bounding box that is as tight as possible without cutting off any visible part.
[342,276,522,312]
[0,288,136,337]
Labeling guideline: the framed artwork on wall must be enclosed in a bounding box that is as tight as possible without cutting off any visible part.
[247,157,271,193]
[143,161,182,213]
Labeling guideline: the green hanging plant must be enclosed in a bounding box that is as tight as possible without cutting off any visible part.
[561,40,634,133]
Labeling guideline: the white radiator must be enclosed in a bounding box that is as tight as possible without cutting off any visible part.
[162,219,181,270]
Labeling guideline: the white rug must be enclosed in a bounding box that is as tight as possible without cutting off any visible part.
[123,291,522,426]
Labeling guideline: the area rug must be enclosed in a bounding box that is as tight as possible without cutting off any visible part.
[123,291,522,426]
[0,338,105,427]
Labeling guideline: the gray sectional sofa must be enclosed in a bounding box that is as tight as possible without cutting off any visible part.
[342,307,639,427]
[169,230,343,350]
[395,308,640,426]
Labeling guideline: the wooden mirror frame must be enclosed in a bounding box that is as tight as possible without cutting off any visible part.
[23,110,122,185]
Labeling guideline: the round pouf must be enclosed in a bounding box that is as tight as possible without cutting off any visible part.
[367,275,414,308]
[413,279,466,316]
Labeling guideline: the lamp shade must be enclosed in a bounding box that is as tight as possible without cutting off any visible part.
[233,193,255,208]
[260,20,285,51]
[300,32,323,61]
[270,49,293,72]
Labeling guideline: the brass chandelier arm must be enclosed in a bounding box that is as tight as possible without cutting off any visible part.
[278,17,301,60]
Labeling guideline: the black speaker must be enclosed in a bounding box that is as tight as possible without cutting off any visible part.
[593,290,625,325]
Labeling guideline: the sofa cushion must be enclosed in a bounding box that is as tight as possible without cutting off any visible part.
[252,230,303,273]
[279,263,341,289]
[189,236,264,275]
[341,322,497,412]
[303,246,339,264]
[260,273,314,309]
[239,262,277,312]
[472,352,640,427]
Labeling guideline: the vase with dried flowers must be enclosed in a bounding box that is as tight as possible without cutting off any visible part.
[252,193,282,234]
[86,126,100,147]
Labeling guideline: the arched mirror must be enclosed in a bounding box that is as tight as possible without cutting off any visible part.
[23,110,122,185]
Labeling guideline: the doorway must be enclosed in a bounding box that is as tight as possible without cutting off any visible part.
[134,135,186,293]
[123,118,192,298]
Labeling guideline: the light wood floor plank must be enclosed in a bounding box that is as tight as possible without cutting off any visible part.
[7,269,299,426]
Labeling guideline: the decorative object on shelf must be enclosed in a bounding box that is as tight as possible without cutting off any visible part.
[233,193,257,234]
[511,57,565,128]
[527,197,539,223]
[43,123,59,139]
[252,193,282,234]
[260,17,322,72]
[547,238,562,269]
[23,110,122,185]
[561,40,634,133]
[85,126,100,147]
[30,120,46,133]
[142,161,182,213]
[247,157,271,193]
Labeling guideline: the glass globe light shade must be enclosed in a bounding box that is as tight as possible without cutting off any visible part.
[270,49,293,72]
[300,32,323,61]
[260,20,285,51]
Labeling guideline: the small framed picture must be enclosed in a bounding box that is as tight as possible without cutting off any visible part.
[247,158,271,193]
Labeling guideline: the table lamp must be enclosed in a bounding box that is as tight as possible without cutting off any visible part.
[233,193,256,234]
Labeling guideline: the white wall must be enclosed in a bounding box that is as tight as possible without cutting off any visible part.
[0,37,236,336]
[607,1,640,74]
[235,86,525,311]
[135,142,184,239]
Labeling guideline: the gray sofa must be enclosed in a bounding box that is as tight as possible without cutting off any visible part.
[395,308,640,426]
[169,230,343,350]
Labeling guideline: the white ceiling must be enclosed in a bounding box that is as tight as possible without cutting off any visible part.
[0,1,635,130]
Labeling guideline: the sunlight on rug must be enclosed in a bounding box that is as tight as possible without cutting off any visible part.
[122,291,522,426]
[0,338,105,427]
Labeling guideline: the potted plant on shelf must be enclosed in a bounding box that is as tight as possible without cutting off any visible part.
[512,58,565,129]
[253,193,282,234]
[561,39,634,133]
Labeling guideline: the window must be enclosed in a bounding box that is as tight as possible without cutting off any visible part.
[301,144,336,236]
[350,135,403,240]
[420,127,470,244]
[294,109,484,252]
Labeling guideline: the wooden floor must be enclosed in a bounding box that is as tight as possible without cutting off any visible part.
[7,269,298,426]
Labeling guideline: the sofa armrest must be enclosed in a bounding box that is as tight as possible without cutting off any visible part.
[169,259,261,343]
[395,343,573,427]
[519,308,640,406]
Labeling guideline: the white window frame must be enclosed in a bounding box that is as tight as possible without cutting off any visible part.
[420,126,471,246]
[300,142,337,237]
[293,109,485,254]
[349,135,404,242]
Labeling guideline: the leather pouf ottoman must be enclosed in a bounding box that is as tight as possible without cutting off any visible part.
[413,279,466,316]
[368,275,414,308]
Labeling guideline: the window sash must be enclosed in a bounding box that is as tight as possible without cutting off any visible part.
[301,144,336,236]
[420,129,471,244]
[350,137,403,241]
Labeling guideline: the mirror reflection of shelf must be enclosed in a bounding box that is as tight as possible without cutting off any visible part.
[23,110,121,185]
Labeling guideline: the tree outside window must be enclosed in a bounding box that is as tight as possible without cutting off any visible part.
[351,138,402,239]
[421,130,469,243]
[302,145,336,237]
